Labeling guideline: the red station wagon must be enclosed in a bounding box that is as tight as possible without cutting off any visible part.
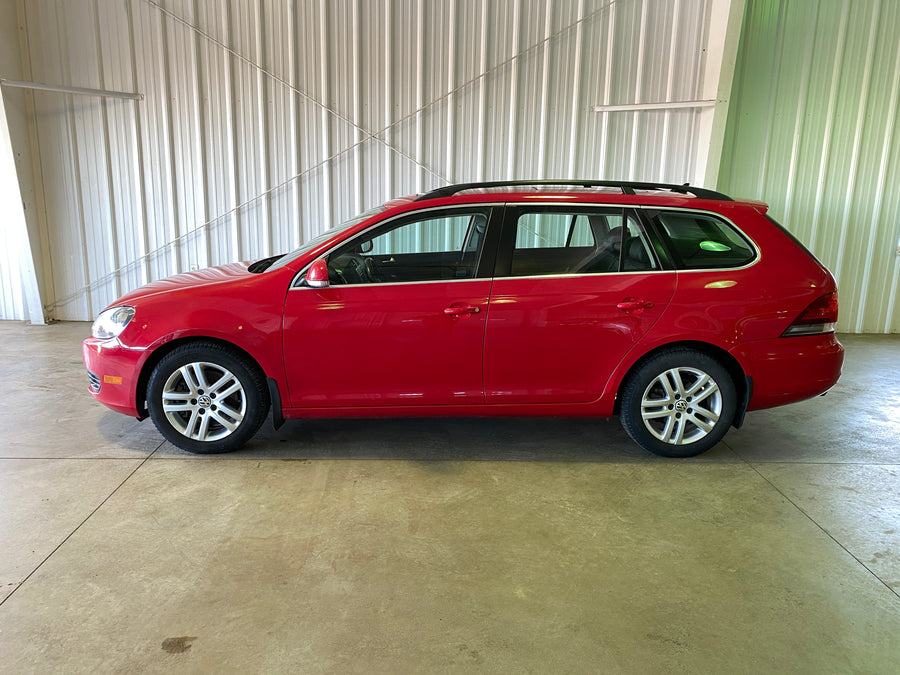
[83,181,844,457]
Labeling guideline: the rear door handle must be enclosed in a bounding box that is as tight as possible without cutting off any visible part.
[444,304,481,315]
[616,298,654,311]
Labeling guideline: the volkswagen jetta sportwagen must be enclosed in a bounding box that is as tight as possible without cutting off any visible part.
[83,180,843,457]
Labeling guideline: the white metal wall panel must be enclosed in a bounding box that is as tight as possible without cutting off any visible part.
[720,0,900,333]
[0,236,24,320]
[0,85,26,320]
[6,0,719,322]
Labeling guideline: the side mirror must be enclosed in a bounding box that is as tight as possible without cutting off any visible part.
[305,259,330,288]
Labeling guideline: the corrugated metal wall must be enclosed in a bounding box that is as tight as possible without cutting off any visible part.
[0,92,27,322]
[719,0,900,333]
[0,243,24,321]
[3,0,719,322]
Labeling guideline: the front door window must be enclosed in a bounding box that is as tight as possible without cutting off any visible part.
[327,210,491,284]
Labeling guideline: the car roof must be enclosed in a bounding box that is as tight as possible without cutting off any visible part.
[359,183,771,245]
[384,180,771,213]
[415,180,732,201]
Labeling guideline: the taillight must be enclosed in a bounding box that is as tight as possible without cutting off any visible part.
[782,292,838,336]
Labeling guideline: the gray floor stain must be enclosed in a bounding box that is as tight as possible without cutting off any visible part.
[161,636,197,654]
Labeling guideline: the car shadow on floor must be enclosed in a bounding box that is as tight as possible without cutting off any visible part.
[143,416,740,464]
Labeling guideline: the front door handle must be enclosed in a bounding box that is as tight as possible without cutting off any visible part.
[617,298,654,311]
[444,304,481,315]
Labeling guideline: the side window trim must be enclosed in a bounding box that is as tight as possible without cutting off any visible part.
[635,208,677,270]
[621,210,663,272]
[473,204,505,279]
[564,214,578,247]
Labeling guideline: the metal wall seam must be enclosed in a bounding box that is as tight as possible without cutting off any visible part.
[780,1,817,230]
[255,0,272,260]
[856,6,900,333]
[445,0,456,184]
[124,0,150,291]
[59,3,92,321]
[755,0,784,196]
[475,0,488,182]
[351,0,362,217]
[627,0,649,181]
[318,0,331,231]
[598,0,615,176]
[807,0,848,255]
[288,1,302,251]
[415,0,424,193]
[159,4,182,279]
[658,0,682,178]
[92,1,120,302]
[506,0,520,178]
[536,0,552,178]
[219,3,238,265]
[383,0,393,201]
[566,0,584,179]
[831,0,881,290]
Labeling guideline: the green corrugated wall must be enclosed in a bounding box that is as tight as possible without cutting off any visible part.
[719,0,900,333]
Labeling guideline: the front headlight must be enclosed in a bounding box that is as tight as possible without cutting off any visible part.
[91,306,135,339]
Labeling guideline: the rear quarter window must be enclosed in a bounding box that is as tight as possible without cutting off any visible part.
[650,211,756,269]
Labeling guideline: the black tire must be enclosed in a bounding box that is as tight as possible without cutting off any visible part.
[620,349,737,458]
[147,342,270,454]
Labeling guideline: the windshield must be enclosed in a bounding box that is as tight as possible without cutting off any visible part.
[263,205,386,272]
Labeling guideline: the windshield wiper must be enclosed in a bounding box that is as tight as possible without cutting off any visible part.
[247,254,285,273]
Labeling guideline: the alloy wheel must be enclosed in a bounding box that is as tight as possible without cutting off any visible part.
[639,367,723,445]
[161,361,247,442]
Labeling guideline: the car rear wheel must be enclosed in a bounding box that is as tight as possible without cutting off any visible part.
[147,342,270,453]
[620,349,737,458]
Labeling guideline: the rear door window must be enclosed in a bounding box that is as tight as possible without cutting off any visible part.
[649,211,756,269]
[505,208,657,277]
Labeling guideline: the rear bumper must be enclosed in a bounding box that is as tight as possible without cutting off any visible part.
[730,333,843,411]
[82,338,143,418]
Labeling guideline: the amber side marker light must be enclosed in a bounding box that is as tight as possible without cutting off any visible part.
[782,292,838,336]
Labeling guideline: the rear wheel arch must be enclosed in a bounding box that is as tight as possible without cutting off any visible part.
[614,341,748,418]
[617,343,746,457]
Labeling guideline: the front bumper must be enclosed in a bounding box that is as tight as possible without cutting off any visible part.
[730,333,844,411]
[82,337,144,418]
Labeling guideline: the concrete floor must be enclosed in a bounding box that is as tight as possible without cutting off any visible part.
[0,321,898,673]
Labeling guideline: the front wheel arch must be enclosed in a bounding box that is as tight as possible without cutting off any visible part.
[136,337,269,420]
[145,340,271,453]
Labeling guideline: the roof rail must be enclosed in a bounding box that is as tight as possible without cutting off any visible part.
[415,180,732,202]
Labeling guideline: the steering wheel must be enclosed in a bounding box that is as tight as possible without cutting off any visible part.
[331,253,369,284]
[364,257,381,283]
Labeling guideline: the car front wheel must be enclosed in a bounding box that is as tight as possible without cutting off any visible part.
[147,342,270,453]
[620,349,737,458]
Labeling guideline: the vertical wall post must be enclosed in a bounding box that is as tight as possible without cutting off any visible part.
[699,0,746,188]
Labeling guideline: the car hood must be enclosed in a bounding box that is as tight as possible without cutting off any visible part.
[114,262,253,305]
